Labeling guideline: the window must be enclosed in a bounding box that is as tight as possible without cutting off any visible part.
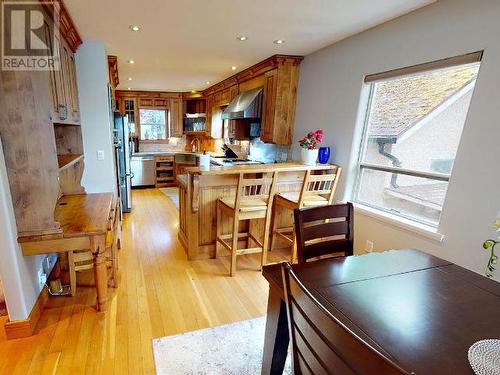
[354,52,482,227]
[139,108,168,141]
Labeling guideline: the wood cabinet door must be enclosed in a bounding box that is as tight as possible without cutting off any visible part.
[139,98,154,107]
[229,85,239,100]
[154,98,169,107]
[67,51,80,123]
[48,34,67,122]
[170,99,183,137]
[261,69,277,143]
[211,107,223,139]
[205,94,213,136]
[221,88,230,104]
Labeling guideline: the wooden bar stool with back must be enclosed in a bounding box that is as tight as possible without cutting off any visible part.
[216,171,277,276]
[270,165,341,262]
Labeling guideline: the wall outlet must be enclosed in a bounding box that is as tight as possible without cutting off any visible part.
[97,150,105,161]
[365,240,374,253]
[37,269,47,287]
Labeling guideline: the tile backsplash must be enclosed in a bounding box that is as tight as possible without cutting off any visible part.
[139,137,186,152]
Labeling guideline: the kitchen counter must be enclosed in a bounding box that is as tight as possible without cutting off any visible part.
[177,162,341,260]
[185,162,338,175]
[132,151,205,158]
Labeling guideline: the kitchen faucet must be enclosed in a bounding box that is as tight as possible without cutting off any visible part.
[190,137,201,152]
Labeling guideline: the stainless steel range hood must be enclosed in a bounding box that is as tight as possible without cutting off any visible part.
[221,87,263,120]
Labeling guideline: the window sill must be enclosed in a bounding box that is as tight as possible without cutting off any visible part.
[353,203,446,243]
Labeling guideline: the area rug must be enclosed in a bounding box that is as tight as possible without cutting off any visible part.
[152,316,291,375]
[159,187,179,210]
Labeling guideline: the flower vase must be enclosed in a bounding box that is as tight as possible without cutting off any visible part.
[301,148,319,166]
[318,147,331,164]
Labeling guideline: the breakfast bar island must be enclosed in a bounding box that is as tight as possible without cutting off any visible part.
[177,162,340,260]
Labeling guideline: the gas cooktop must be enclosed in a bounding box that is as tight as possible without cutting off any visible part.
[210,157,264,166]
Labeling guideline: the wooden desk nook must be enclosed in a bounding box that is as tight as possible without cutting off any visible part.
[18,193,114,312]
[262,249,500,375]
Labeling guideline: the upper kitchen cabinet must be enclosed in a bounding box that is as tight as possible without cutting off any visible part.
[48,33,81,125]
[204,84,239,139]
[260,58,301,144]
[202,55,302,144]
[115,91,184,140]
[170,98,183,137]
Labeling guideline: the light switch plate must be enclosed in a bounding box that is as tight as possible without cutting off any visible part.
[97,150,105,161]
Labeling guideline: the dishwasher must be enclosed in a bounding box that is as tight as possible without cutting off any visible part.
[130,156,156,187]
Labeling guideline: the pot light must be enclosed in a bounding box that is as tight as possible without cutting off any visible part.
[128,77,133,81]
[273,39,285,44]
[231,66,237,71]
[236,36,248,41]
[128,60,135,64]
[127,87,131,90]
[191,90,197,93]
[129,25,141,32]
[206,81,211,85]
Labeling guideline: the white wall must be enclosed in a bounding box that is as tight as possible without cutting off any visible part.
[0,140,43,320]
[76,41,117,194]
[294,0,500,281]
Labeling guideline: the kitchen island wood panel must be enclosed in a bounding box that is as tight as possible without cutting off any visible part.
[178,163,340,260]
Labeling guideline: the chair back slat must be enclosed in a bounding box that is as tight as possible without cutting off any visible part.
[282,263,413,375]
[297,166,342,207]
[294,203,354,264]
[302,221,349,242]
[234,172,276,209]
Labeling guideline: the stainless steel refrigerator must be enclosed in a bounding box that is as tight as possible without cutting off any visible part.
[113,113,132,212]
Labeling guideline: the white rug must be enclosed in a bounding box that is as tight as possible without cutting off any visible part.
[159,187,179,210]
[152,316,291,375]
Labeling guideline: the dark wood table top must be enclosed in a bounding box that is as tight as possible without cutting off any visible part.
[262,249,500,375]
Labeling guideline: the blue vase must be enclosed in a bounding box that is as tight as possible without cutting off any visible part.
[318,147,331,164]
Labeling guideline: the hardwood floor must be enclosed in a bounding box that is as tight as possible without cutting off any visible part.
[0,189,290,374]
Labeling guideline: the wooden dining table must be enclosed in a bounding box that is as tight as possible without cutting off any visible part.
[261,248,500,375]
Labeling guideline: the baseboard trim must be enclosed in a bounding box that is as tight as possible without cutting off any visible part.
[4,285,49,340]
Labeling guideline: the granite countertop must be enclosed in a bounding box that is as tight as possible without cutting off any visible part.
[184,162,340,176]
[131,151,204,158]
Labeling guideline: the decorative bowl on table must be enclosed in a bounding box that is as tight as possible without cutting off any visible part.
[468,339,500,375]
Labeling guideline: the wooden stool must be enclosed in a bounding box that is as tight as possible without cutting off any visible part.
[216,172,277,276]
[68,202,121,296]
[270,166,341,262]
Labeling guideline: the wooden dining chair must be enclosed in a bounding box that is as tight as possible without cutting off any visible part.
[216,172,277,276]
[293,202,354,264]
[281,262,413,375]
[270,166,341,262]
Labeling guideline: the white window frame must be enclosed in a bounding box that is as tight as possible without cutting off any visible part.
[353,53,482,228]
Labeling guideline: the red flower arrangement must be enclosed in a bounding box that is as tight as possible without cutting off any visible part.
[299,129,324,149]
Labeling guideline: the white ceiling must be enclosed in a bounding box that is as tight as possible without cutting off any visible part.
[65,0,434,92]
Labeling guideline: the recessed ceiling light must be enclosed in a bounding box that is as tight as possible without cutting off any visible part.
[130,25,141,32]
[128,60,135,64]
[206,81,211,85]
[231,66,237,71]
[128,77,132,81]
[127,87,131,90]
[191,90,197,93]
[237,36,248,41]
[273,39,285,44]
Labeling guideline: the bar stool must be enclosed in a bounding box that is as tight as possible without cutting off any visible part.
[270,166,341,262]
[216,171,277,276]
